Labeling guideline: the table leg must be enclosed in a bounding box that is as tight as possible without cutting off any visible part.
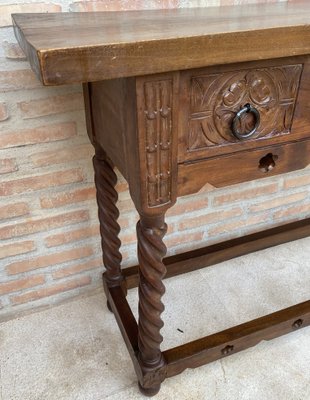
[136,213,168,396]
[93,148,125,307]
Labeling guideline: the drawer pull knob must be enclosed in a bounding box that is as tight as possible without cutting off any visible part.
[231,103,260,140]
[259,153,278,173]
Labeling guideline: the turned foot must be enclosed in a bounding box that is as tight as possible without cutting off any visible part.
[138,382,161,397]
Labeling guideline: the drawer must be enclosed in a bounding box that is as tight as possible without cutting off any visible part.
[178,139,310,196]
[178,57,310,163]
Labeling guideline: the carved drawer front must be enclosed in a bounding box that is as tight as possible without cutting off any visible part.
[178,60,304,162]
[178,139,310,196]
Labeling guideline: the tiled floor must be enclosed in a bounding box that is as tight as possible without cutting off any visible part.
[0,237,309,400]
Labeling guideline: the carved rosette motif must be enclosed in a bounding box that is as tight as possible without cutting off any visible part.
[143,80,173,207]
[188,64,303,150]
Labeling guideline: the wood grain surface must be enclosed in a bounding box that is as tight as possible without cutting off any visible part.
[12,1,310,84]
[178,139,310,195]
[178,57,308,162]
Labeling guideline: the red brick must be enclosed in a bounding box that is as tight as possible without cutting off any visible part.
[167,222,175,235]
[18,92,84,119]
[209,213,270,236]
[213,183,278,206]
[0,240,35,260]
[118,199,135,213]
[0,102,9,121]
[0,209,89,240]
[52,257,102,279]
[283,174,310,189]
[45,225,99,247]
[249,192,308,212]
[0,158,18,175]
[118,216,131,230]
[69,0,179,12]
[2,41,26,60]
[221,0,277,5]
[273,203,310,220]
[0,168,84,196]
[0,202,29,221]
[116,181,129,193]
[179,207,243,230]
[40,187,95,208]
[0,3,61,27]
[11,276,91,305]
[119,231,137,245]
[31,144,93,167]
[0,275,45,295]
[0,122,77,149]
[167,197,209,217]
[165,231,204,248]
[6,246,94,275]
[0,69,41,92]
[197,182,215,193]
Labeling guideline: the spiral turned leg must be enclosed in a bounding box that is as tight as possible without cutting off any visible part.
[137,214,167,395]
[93,149,124,294]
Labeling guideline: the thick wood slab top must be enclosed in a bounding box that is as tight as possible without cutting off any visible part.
[12,1,310,85]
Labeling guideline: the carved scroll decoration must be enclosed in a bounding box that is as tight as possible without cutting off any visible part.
[143,80,173,207]
[188,64,303,150]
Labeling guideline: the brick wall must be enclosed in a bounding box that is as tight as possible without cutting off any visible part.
[0,0,309,321]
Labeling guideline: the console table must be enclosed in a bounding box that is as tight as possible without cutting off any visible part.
[13,2,310,396]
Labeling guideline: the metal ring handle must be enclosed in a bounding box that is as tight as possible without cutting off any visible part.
[231,103,260,140]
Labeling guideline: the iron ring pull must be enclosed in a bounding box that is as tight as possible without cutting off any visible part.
[231,103,260,140]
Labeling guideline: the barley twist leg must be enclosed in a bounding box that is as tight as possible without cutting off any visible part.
[93,149,124,294]
[137,214,167,395]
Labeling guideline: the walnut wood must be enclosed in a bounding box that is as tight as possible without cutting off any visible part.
[164,300,310,377]
[85,74,179,215]
[102,281,138,366]
[135,73,179,213]
[93,149,124,288]
[123,217,310,290]
[87,79,135,180]
[103,280,167,395]
[104,285,310,393]
[103,216,310,390]
[82,83,95,147]
[178,139,310,195]
[12,2,310,85]
[292,53,310,138]
[136,214,168,394]
[14,3,310,396]
[178,57,309,162]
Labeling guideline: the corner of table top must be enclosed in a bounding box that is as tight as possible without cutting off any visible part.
[10,5,310,86]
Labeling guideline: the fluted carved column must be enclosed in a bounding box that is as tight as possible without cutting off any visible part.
[93,148,123,288]
[137,213,167,395]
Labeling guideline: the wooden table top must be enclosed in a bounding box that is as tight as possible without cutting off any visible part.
[13,1,310,85]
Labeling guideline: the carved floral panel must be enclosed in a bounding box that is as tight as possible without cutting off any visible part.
[188,64,303,151]
[143,79,173,207]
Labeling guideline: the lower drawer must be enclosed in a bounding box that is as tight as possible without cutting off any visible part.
[177,139,310,196]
